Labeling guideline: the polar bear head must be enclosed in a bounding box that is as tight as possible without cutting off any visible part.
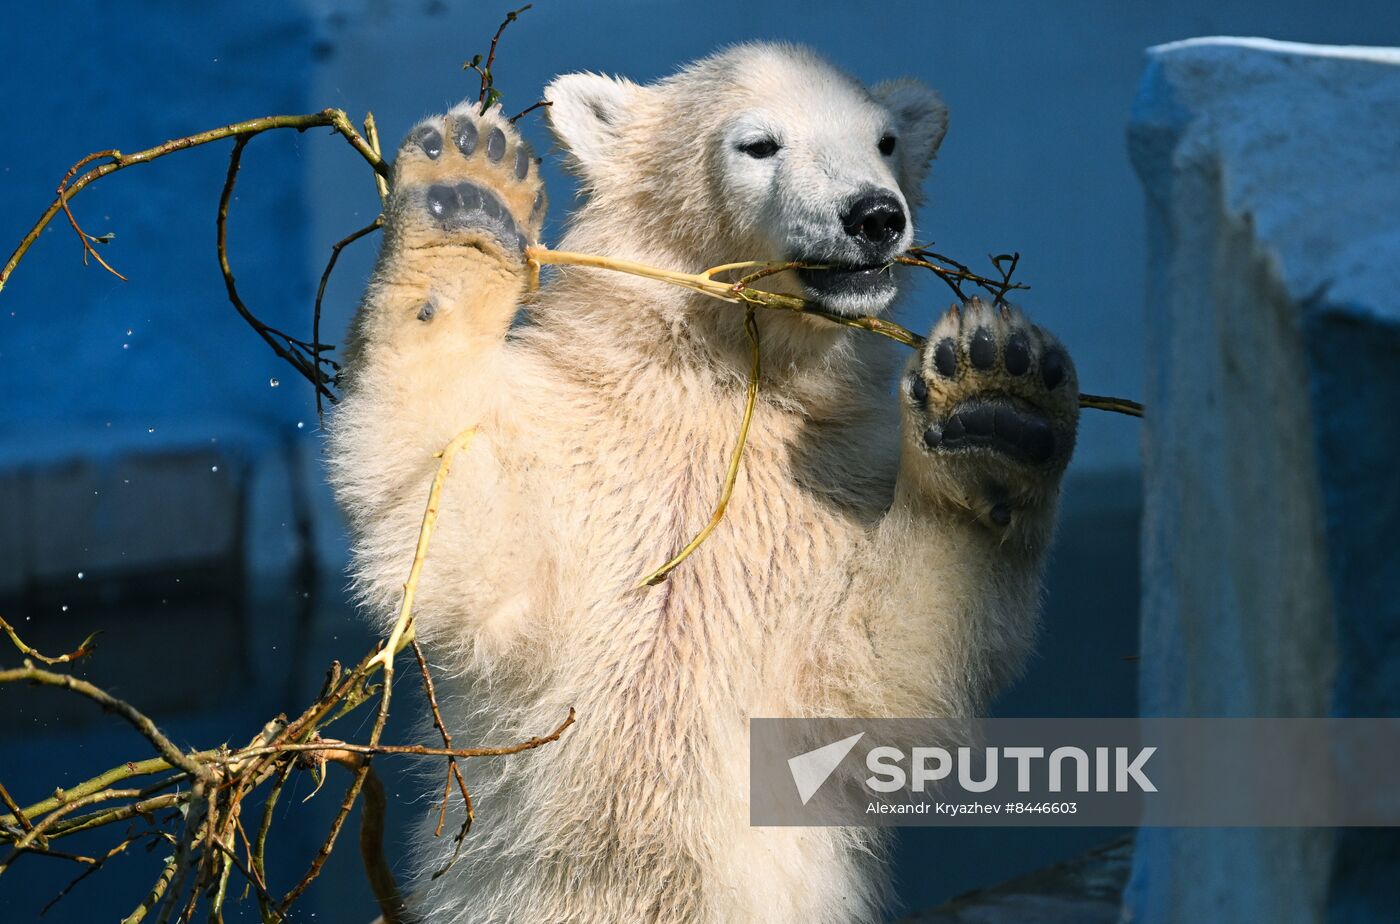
[544,43,948,317]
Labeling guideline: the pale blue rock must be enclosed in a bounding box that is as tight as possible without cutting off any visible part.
[1127,37,1400,924]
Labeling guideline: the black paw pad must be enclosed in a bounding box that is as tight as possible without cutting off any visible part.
[1041,349,1066,389]
[412,126,443,159]
[486,127,506,162]
[922,424,943,450]
[417,301,437,322]
[932,399,1057,464]
[970,327,996,370]
[1004,333,1031,375]
[908,372,928,405]
[452,118,478,156]
[933,338,957,378]
[426,184,458,219]
[514,145,531,180]
[423,181,528,255]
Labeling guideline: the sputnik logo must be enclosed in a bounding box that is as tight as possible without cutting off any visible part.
[787,733,864,805]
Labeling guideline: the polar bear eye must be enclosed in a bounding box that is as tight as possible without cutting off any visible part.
[738,137,781,159]
[878,134,897,156]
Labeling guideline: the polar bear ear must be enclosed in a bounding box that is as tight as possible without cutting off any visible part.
[872,79,949,195]
[544,72,644,179]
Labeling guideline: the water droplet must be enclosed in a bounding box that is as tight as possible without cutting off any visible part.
[77,571,85,580]
[122,343,129,350]
[269,378,280,388]
[147,427,156,433]
[125,329,133,336]
[61,605,69,612]
[296,421,305,429]
[211,465,219,473]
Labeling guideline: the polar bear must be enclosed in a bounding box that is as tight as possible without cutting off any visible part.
[329,42,1077,924]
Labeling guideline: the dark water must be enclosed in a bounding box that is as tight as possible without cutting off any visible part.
[0,472,1139,923]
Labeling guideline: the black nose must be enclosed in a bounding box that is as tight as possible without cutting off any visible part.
[841,192,906,249]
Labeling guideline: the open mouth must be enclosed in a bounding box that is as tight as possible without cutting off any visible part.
[794,260,898,304]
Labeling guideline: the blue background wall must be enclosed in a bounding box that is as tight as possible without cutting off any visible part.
[2,2,1398,922]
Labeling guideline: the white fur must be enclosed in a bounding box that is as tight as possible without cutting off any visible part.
[330,43,1066,924]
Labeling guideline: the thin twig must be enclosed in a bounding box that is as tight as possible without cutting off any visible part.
[508,99,551,123]
[238,710,576,762]
[122,851,180,924]
[1076,393,1144,418]
[0,779,32,833]
[55,151,127,281]
[253,761,291,924]
[0,110,387,296]
[362,113,390,205]
[39,836,144,917]
[217,136,339,405]
[329,756,406,924]
[279,427,477,914]
[636,308,762,587]
[529,246,1139,415]
[467,4,533,112]
[411,641,472,840]
[38,794,183,841]
[0,614,97,665]
[313,216,383,425]
[4,757,185,828]
[1,788,146,873]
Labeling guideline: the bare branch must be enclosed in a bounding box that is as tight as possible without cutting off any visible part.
[467,4,534,112]
[636,309,762,586]
[313,216,384,425]
[508,99,552,123]
[528,246,1140,416]
[217,136,339,405]
[0,614,97,665]
[0,110,387,296]
[0,779,32,834]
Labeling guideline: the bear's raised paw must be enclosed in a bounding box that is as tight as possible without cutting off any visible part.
[903,298,1079,525]
[388,104,547,261]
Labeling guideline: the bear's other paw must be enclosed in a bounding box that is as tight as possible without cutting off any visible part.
[901,298,1078,529]
[388,104,547,263]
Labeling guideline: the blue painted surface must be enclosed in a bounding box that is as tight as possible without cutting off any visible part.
[3,3,1398,922]
[1126,37,1400,924]
[0,1,315,465]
